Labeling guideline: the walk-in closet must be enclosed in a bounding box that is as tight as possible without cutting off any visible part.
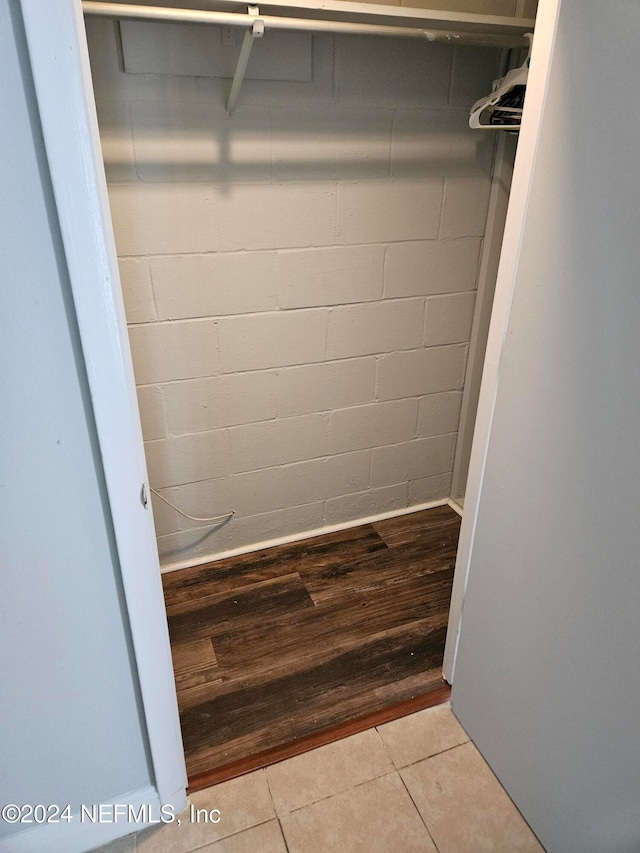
[82,0,533,788]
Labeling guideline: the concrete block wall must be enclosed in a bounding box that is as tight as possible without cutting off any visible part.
[86,17,503,567]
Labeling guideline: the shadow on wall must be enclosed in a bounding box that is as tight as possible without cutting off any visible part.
[105,114,493,183]
[156,515,233,558]
[99,105,495,184]
[91,21,501,184]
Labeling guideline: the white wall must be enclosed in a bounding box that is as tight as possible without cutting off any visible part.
[87,18,504,567]
[451,1,640,850]
[0,0,152,844]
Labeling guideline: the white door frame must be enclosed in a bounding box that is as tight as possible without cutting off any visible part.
[450,131,517,504]
[20,0,187,809]
[443,0,561,682]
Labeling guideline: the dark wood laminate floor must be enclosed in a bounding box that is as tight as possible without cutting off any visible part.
[162,505,461,787]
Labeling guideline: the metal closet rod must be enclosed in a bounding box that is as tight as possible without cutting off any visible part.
[82,1,529,47]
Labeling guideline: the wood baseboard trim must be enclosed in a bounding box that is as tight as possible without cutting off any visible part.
[161,498,450,575]
[447,497,464,517]
[187,682,451,793]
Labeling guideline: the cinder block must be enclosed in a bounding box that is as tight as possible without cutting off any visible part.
[118,257,156,324]
[327,300,424,360]
[277,358,377,417]
[156,500,326,565]
[450,45,504,109]
[425,291,477,346]
[131,99,272,183]
[324,484,408,525]
[108,183,220,256]
[151,476,232,536]
[417,391,464,437]
[136,385,167,440]
[218,502,325,554]
[371,434,456,487]
[151,252,279,320]
[384,238,481,298]
[162,371,277,434]
[330,399,418,454]
[408,472,452,505]
[334,37,452,109]
[337,180,442,245]
[229,413,330,473]
[376,345,467,400]
[95,99,137,183]
[228,467,284,517]
[157,524,231,564]
[89,13,511,561]
[145,429,230,490]
[218,309,327,372]
[278,451,371,508]
[128,319,218,385]
[218,183,337,251]
[440,176,491,238]
[231,450,370,516]
[272,106,392,181]
[391,109,492,178]
[276,245,384,309]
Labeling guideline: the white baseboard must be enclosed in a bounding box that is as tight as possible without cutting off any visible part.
[0,786,165,853]
[160,498,451,575]
[447,497,464,517]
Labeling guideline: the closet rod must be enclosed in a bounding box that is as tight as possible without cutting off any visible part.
[82,2,529,47]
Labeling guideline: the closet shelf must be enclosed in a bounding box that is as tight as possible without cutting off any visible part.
[83,0,533,115]
[83,0,533,47]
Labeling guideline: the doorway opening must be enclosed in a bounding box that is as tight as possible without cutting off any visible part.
[83,5,521,793]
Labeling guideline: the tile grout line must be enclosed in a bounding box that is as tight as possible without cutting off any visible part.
[160,813,278,853]
[373,699,470,767]
[397,769,442,853]
[277,768,400,819]
[381,737,471,773]
[370,722,395,766]
[263,767,278,818]
[277,817,291,853]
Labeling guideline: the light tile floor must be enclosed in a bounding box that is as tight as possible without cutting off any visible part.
[94,703,544,853]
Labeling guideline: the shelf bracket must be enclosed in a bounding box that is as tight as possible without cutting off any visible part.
[226,6,264,116]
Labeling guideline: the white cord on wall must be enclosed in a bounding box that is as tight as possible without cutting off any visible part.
[150,487,235,524]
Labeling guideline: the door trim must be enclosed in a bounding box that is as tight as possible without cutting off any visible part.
[19,0,187,808]
[450,130,517,504]
[443,0,563,682]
